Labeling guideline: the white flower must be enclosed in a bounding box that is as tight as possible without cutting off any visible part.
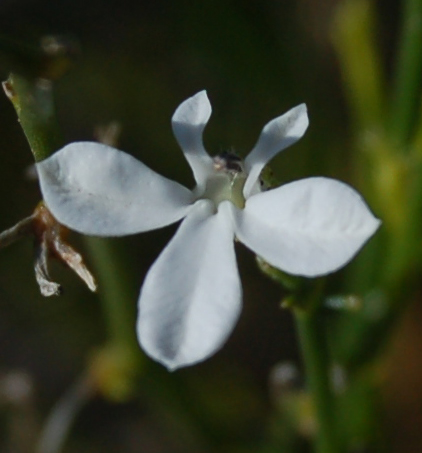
[36,91,380,370]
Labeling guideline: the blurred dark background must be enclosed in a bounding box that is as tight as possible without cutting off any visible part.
[0,1,420,452]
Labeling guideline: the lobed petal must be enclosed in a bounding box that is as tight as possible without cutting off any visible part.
[172,91,214,188]
[37,142,193,236]
[231,177,381,277]
[137,200,242,370]
[243,104,309,198]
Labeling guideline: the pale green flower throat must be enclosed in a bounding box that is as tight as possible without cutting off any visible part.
[201,152,247,209]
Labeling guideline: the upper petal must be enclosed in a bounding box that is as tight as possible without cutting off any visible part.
[37,142,193,236]
[171,91,214,188]
[243,104,309,198]
[231,177,381,277]
[137,200,242,370]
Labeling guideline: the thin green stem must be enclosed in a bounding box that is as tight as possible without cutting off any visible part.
[391,0,422,146]
[294,309,340,453]
[4,67,143,397]
[83,237,140,358]
[3,74,63,161]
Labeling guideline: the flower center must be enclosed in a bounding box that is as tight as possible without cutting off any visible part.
[201,152,247,209]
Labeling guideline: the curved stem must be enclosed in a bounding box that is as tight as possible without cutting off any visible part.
[36,374,94,453]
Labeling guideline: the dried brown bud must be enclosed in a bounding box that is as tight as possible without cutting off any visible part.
[0,202,97,296]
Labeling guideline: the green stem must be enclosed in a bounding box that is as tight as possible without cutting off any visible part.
[391,0,422,146]
[3,73,63,161]
[83,237,140,358]
[294,309,340,453]
[4,67,143,397]
[331,0,385,130]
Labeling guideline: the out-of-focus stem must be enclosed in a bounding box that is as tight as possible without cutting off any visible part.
[332,0,385,130]
[84,237,140,358]
[36,374,94,453]
[391,0,422,146]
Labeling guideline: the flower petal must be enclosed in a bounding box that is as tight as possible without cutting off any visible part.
[137,200,242,370]
[243,104,309,198]
[231,177,381,277]
[37,142,193,236]
[172,91,214,188]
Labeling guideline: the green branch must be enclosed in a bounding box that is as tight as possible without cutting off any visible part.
[391,0,422,146]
